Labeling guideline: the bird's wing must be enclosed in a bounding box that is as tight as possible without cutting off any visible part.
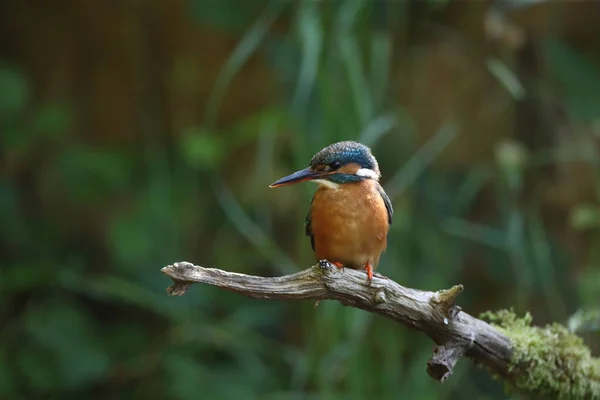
[377,185,393,226]
[305,197,315,251]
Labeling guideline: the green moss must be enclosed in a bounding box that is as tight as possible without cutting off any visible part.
[481,309,600,400]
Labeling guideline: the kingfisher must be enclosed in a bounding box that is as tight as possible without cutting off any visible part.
[270,141,393,283]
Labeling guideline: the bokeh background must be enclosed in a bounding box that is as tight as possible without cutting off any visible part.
[1,0,599,399]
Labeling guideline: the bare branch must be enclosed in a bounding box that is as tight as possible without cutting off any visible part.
[428,342,471,382]
[162,260,514,382]
[161,260,600,398]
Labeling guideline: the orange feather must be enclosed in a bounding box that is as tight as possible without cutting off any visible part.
[309,179,389,270]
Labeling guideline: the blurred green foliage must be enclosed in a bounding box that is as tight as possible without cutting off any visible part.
[1,1,599,399]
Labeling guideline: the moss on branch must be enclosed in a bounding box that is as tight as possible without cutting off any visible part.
[481,309,600,399]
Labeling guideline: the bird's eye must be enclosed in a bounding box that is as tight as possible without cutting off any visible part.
[329,161,342,170]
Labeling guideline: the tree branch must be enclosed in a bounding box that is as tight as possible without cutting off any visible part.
[161,261,600,398]
[161,260,513,382]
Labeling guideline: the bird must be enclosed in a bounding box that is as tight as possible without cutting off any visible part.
[270,141,393,283]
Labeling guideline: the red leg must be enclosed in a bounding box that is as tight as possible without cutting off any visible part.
[333,261,344,269]
[365,262,373,282]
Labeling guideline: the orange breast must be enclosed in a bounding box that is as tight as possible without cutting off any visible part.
[310,180,390,270]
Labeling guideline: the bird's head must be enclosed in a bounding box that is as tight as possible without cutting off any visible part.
[269,141,380,189]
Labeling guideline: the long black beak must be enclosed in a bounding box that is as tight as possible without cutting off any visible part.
[269,167,323,188]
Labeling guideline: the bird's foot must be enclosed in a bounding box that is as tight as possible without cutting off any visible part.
[364,263,373,283]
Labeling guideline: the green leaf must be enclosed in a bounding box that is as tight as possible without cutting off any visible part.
[186,0,268,31]
[108,212,155,267]
[32,102,72,138]
[0,66,28,118]
[570,204,600,231]
[1,120,31,151]
[577,268,600,308]
[58,146,133,203]
[165,353,208,400]
[24,300,110,389]
[1,101,71,152]
[0,182,28,246]
[17,344,59,392]
[179,126,224,170]
[0,349,16,397]
[544,38,600,120]
[229,107,289,143]
[1,263,55,293]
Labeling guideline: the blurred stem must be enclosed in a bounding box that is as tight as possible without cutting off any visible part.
[291,0,322,120]
[359,114,396,147]
[529,207,567,321]
[212,180,297,274]
[505,209,530,310]
[254,116,277,232]
[204,1,286,129]
[386,123,459,199]
[336,0,371,127]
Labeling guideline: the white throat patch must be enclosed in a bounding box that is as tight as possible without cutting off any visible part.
[312,179,340,190]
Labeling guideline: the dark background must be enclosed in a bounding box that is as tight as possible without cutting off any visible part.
[1,1,599,399]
